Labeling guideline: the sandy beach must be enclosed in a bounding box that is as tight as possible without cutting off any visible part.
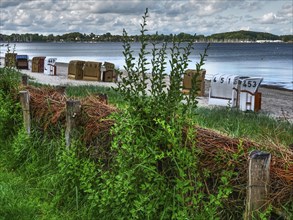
[1,60,292,123]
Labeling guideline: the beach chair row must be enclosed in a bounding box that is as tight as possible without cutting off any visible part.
[4,53,57,75]
[31,57,57,75]
[68,60,116,82]
[5,53,30,70]
[208,74,263,112]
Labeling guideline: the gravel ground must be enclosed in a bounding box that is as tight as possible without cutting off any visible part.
[1,59,292,123]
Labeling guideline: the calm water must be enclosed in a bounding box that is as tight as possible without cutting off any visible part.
[1,42,292,90]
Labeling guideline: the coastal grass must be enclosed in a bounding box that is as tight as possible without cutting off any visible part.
[0,169,40,220]
[194,106,293,147]
[1,72,292,218]
[65,85,125,107]
[0,128,88,220]
[1,77,292,219]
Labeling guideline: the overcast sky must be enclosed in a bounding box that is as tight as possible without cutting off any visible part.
[0,0,292,36]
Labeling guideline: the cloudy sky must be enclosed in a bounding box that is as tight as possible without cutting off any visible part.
[0,0,292,36]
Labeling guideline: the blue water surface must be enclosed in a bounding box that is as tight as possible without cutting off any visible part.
[1,42,292,90]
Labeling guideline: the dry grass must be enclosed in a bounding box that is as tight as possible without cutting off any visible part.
[195,126,293,207]
[22,85,293,209]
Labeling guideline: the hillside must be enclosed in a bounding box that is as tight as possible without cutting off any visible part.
[208,30,281,41]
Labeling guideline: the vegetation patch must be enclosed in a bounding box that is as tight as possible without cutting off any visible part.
[0,9,292,220]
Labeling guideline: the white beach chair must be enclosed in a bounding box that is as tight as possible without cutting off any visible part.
[239,77,263,111]
[44,58,57,75]
[208,74,239,107]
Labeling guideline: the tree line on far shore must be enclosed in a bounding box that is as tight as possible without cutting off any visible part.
[0,30,292,43]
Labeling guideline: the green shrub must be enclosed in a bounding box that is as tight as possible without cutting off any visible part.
[0,67,21,95]
[85,9,235,219]
[2,9,290,220]
[0,68,22,141]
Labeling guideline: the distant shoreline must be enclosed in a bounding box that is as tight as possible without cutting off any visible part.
[1,30,292,44]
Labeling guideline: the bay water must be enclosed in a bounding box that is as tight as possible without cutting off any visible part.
[1,42,292,90]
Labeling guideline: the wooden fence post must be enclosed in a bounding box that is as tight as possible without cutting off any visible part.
[19,90,31,134]
[236,78,242,108]
[55,85,67,94]
[97,93,108,105]
[22,74,28,86]
[244,150,271,220]
[65,100,81,147]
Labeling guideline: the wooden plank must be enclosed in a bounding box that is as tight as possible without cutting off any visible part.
[65,100,81,147]
[244,150,271,220]
[19,90,31,134]
[22,74,28,86]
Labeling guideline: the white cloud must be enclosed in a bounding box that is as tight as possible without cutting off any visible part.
[260,12,278,24]
[0,0,292,36]
[260,12,286,24]
[14,9,32,26]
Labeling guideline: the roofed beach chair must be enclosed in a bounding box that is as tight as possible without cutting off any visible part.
[208,74,239,107]
[44,57,57,75]
[239,77,263,112]
[32,56,46,73]
[83,61,102,81]
[182,69,206,96]
[103,62,116,82]
[68,60,85,80]
[16,55,29,69]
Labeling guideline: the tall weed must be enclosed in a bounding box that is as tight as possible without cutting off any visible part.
[0,68,22,147]
[90,9,233,219]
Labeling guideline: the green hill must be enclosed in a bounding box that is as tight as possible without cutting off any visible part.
[208,30,280,41]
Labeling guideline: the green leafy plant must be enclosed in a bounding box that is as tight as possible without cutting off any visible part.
[3,8,291,220]
[4,44,17,68]
[95,8,215,219]
[0,68,22,140]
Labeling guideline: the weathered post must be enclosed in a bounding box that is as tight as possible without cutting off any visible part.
[236,78,242,108]
[97,93,108,105]
[65,100,81,147]
[244,150,271,220]
[22,74,28,86]
[19,90,31,134]
[55,85,67,94]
